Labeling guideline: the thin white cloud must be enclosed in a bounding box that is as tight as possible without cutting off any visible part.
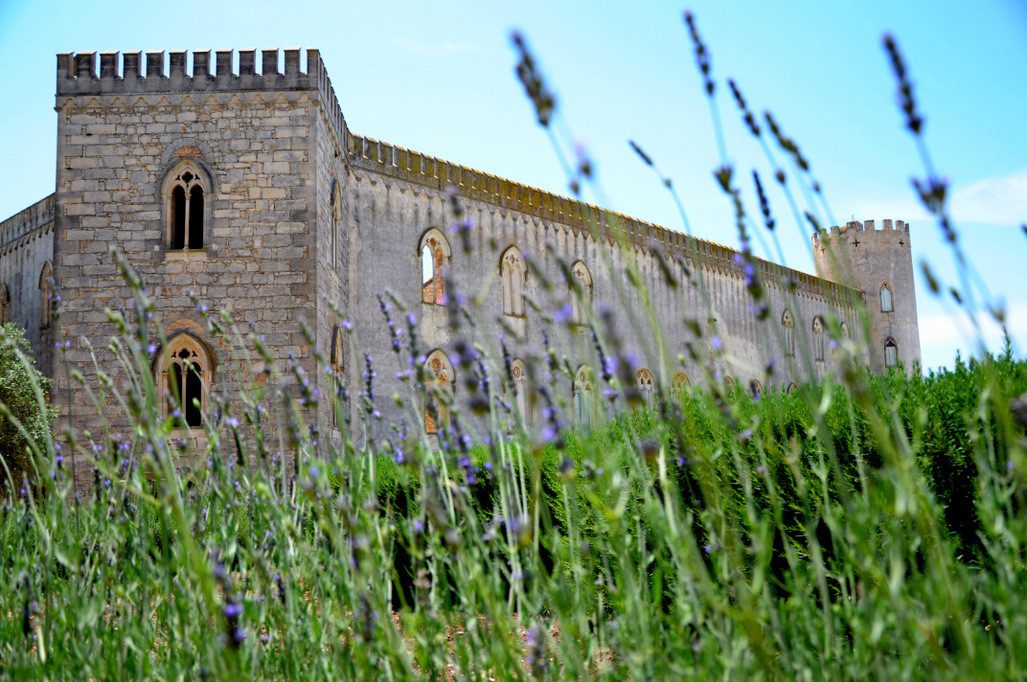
[949,171,1027,226]
[918,301,1027,369]
[390,38,476,57]
[845,170,1027,229]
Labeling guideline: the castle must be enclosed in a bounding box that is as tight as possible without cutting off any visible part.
[0,49,920,488]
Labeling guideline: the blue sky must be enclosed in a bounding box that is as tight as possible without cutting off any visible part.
[1,0,1024,371]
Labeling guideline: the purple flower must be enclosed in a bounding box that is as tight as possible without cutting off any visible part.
[553,303,574,323]
[603,355,618,376]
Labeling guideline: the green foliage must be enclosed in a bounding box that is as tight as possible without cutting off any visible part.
[2,273,1026,680]
[0,323,57,490]
[4,19,1027,681]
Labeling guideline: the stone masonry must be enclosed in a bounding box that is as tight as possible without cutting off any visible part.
[0,48,921,491]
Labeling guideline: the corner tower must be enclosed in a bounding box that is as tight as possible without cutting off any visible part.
[813,219,921,374]
[52,49,351,480]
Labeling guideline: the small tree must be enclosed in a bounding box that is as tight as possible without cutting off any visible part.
[0,323,57,491]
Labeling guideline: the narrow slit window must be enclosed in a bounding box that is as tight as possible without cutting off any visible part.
[185,367,203,426]
[169,362,183,421]
[422,244,434,303]
[189,185,204,249]
[171,186,186,250]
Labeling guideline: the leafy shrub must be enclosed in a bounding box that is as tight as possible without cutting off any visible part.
[0,323,57,492]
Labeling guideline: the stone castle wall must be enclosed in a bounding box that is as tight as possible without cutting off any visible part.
[0,48,920,483]
[0,195,55,371]
[345,133,868,434]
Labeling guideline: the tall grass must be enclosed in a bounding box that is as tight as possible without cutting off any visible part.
[1,14,1026,681]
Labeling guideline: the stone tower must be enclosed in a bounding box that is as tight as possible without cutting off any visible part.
[51,49,351,486]
[813,219,921,373]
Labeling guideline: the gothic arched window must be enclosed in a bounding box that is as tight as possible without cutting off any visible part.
[0,282,9,325]
[39,261,54,329]
[330,325,344,427]
[424,349,454,434]
[749,379,764,398]
[574,365,594,429]
[881,284,894,313]
[672,372,690,401]
[162,160,211,251]
[510,358,529,426]
[420,229,450,306]
[813,316,825,362]
[500,246,527,317]
[884,337,899,368]
[782,309,794,357]
[570,261,593,325]
[156,334,213,429]
[330,179,342,271]
[635,368,655,408]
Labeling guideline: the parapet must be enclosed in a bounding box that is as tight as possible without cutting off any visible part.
[0,194,54,255]
[814,218,909,242]
[57,49,323,96]
[57,48,350,159]
[349,134,862,309]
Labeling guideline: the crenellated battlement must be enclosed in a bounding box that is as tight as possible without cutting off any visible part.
[57,48,351,163]
[0,194,54,254]
[813,218,909,245]
[57,48,322,95]
[349,134,861,308]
